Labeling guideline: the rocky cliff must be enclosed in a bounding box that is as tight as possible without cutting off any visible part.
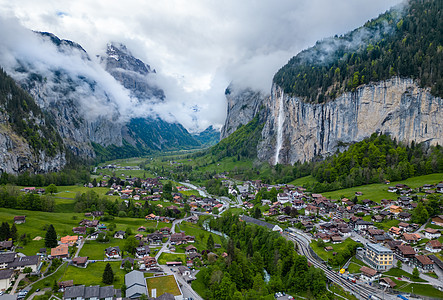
[257,78,443,164]
[220,84,268,140]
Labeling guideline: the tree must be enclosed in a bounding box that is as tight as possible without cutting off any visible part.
[44,224,57,248]
[396,260,402,269]
[212,207,219,215]
[253,207,262,219]
[10,223,17,242]
[207,234,215,252]
[23,267,32,274]
[124,236,139,255]
[412,267,419,280]
[102,263,114,284]
[46,184,57,195]
[0,222,10,241]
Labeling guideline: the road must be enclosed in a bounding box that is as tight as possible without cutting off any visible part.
[180,182,232,214]
[285,230,393,300]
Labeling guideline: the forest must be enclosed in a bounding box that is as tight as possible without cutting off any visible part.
[196,214,330,300]
[274,0,443,103]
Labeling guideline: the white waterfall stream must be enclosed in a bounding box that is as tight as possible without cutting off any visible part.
[274,91,285,165]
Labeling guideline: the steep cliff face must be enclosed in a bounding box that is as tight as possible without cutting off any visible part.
[258,78,443,164]
[220,84,268,140]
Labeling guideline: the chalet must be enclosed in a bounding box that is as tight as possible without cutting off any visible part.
[145,213,157,221]
[371,215,384,223]
[359,266,380,282]
[331,235,342,244]
[79,219,99,228]
[8,255,39,272]
[146,232,163,245]
[187,252,202,261]
[424,228,441,239]
[13,216,26,224]
[135,245,150,259]
[362,199,376,207]
[187,215,199,224]
[389,205,402,215]
[305,205,319,216]
[316,233,330,243]
[92,211,104,217]
[422,184,435,190]
[402,233,420,244]
[170,232,186,244]
[431,215,443,227]
[120,257,135,270]
[398,212,412,222]
[58,280,74,291]
[277,193,290,203]
[60,235,79,246]
[379,277,397,289]
[386,240,403,251]
[105,246,121,259]
[425,240,442,253]
[72,256,88,268]
[412,255,434,272]
[339,227,352,238]
[389,227,402,238]
[178,266,191,277]
[398,222,411,232]
[140,256,157,270]
[72,227,87,235]
[137,226,146,232]
[436,183,443,193]
[388,187,397,193]
[160,227,171,235]
[185,245,197,254]
[51,244,69,259]
[354,220,373,231]
[395,244,416,262]
[134,234,143,240]
[379,210,392,219]
[113,231,125,239]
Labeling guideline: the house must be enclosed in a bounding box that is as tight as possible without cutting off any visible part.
[170,232,186,244]
[424,228,441,239]
[411,255,434,272]
[8,255,40,272]
[51,244,69,259]
[436,183,443,193]
[402,233,420,244]
[331,235,342,244]
[58,280,74,291]
[379,277,397,289]
[64,285,121,300]
[431,215,443,226]
[137,226,146,232]
[105,247,121,259]
[146,232,163,245]
[72,257,88,268]
[185,245,197,254]
[398,212,412,222]
[359,266,380,282]
[395,244,416,263]
[0,253,16,269]
[187,215,198,224]
[178,266,191,277]
[389,205,402,215]
[0,269,14,290]
[398,222,410,232]
[114,231,126,239]
[60,235,79,246]
[120,257,135,270]
[140,256,157,270]
[354,220,373,231]
[372,215,384,223]
[13,216,26,224]
[160,227,171,235]
[135,245,151,259]
[389,227,402,238]
[72,227,87,235]
[425,240,442,253]
[277,193,290,203]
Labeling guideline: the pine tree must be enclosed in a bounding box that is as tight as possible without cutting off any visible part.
[0,222,10,241]
[44,224,57,248]
[207,235,215,252]
[102,263,114,284]
[10,223,17,242]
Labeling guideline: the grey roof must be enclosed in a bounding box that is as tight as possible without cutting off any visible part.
[0,294,17,300]
[156,293,175,300]
[0,269,14,280]
[125,270,146,289]
[64,285,85,299]
[0,253,16,264]
[84,285,100,299]
[99,286,116,298]
[8,255,39,268]
[126,285,147,299]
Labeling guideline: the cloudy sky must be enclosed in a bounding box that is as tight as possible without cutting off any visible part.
[0,0,403,132]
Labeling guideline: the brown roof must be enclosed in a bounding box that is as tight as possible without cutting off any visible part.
[415,255,433,265]
[403,233,419,241]
[380,277,397,288]
[72,256,88,264]
[397,244,416,255]
[360,266,377,277]
[425,228,439,234]
[427,240,442,248]
[51,244,69,257]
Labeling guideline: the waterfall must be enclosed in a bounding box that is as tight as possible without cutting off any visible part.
[274,91,285,165]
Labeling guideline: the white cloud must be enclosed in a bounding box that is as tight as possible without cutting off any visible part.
[0,0,403,132]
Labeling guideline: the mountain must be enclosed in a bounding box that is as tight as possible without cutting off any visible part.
[0,68,66,174]
[222,0,443,165]
[0,30,203,171]
[193,126,220,147]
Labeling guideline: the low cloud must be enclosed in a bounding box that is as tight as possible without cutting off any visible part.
[0,0,403,132]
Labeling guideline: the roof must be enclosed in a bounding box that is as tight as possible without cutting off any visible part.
[64,285,120,299]
[366,243,392,254]
[380,277,396,288]
[397,244,416,255]
[8,255,39,268]
[51,244,69,257]
[125,270,146,289]
[72,257,88,265]
[64,285,85,298]
[360,266,377,277]
[415,255,433,265]
[126,284,147,299]
[156,293,175,300]
[425,228,439,234]
[60,235,78,244]
[428,255,443,269]
[427,240,442,248]
[0,253,16,264]
[0,269,14,280]
[84,285,100,299]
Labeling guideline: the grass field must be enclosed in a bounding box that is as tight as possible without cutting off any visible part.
[347,257,370,274]
[177,222,223,251]
[157,253,186,265]
[321,173,443,202]
[310,238,362,264]
[60,261,126,287]
[78,239,126,260]
[146,275,181,297]
[191,271,209,299]
[384,268,426,282]
[328,283,358,300]
[397,282,443,298]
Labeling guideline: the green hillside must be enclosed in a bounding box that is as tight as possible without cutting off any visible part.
[274,0,443,103]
